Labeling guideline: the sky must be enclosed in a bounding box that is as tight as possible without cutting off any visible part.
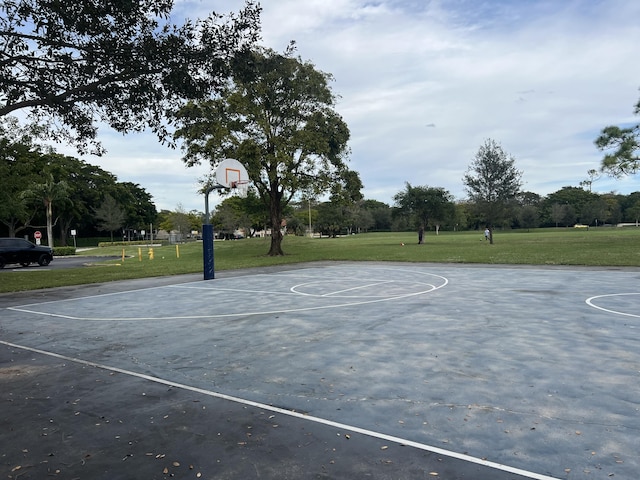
[57,0,640,212]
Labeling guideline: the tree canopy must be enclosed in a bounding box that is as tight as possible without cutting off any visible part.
[463,139,522,243]
[173,46,351,255]
[94,195,125,242]
[0,131,157,242]
[595,90,640,177]
[0,0,261,154]
[393,183,454,243]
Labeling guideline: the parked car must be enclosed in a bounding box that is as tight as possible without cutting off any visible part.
[0,237,53,269]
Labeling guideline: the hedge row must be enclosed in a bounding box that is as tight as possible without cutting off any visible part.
[53,247,76,256]
[97,240,167,247]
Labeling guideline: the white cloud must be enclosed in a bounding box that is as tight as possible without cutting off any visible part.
[61,0,640,210]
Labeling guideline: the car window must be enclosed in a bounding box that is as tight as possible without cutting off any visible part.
[0,238,33,248]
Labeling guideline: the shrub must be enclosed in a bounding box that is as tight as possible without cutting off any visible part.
[53,246,76,256]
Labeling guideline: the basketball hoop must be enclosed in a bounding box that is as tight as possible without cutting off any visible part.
[230,180,250,198]
[202,158,251,281]
[214,158,251,194]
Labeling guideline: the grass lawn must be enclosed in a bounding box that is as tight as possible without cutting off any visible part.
[1,228,639,293]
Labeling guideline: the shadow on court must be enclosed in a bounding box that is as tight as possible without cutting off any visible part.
[2,262,639,479]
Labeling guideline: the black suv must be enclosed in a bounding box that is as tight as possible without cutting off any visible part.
[0,237,54,269]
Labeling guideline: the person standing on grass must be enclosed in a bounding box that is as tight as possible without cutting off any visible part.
[484,228,490,241]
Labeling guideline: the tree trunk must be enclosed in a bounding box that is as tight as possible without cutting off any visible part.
[46,200,54,248]
[58,217,73,246]
[269,226,284,256]
[267,189,284,256]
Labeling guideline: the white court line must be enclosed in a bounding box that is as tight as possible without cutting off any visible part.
[315,280,394,297]
[4,283,298,314]
[322,280,393,297]
[169,285,301,296]
[6,269,449,321]
[586,293,640,318]
[6,287,438,321]
[3,269,323,310]
[5,267,445,308]
[5,283,179,309]
[0,339,560,480]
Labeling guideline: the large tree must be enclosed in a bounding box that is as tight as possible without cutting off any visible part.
[114,182,158,232]
[94,195,125,242]
[329,170,364,235]
[217,189,267,237]
[393,183,454,243]
[0,0,260,153]
[542,186,598,226]
[595,90,640,177]
[0,119,46,236]
[173,47,351,256]
[43,152,119,244]
[361,199,392,231]
[0,127,157,240]
[623,194,640,225]
[462,139,523,244]
[316,201,346,238]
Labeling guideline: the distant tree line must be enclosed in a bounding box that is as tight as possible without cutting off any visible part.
[0,126,156,246]
[280,138,640,239]
[5,127,640,248]
[217,183,640,239]
[306,187,640,235]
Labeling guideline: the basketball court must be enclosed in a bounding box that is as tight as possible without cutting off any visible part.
[1,262,639,479]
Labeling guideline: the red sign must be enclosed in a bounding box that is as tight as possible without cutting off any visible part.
[34,231,42,239]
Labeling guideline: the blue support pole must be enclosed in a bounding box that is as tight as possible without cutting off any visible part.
[203,223,214,280]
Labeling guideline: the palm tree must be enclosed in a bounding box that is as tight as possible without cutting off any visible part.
[22,174,69,247]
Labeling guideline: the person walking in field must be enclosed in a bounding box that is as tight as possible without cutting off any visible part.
[484,228,490,241]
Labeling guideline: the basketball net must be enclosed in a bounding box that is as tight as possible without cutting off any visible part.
[230,180,249,198]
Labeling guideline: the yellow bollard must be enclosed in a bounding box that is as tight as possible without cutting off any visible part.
[148,248,154,260]
[138,247,142,262]
[176,244,180,258]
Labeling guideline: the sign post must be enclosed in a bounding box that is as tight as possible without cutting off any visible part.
[34,230,42,245]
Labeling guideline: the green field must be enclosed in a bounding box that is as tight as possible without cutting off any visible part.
[1,228,640,293]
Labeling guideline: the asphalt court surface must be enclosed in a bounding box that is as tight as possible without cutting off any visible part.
[1,262,639,479]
